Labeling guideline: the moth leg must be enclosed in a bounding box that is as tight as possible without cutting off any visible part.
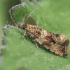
[33,40,38,48]
[21,30,26,38]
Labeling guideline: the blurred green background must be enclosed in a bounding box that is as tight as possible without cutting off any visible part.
[0,0,20,46]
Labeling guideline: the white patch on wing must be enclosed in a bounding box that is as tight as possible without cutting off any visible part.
[35,30,47,44]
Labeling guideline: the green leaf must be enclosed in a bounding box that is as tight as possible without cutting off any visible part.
[10,5,29,24]
[0,0,70,70]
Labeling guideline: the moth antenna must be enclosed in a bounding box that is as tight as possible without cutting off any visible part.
[24,7,37,22]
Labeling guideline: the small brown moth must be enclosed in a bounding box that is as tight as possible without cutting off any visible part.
[18,15,69,57]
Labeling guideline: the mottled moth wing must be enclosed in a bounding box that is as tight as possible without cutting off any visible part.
[24,24,69,56]
[18,14,69,57]
[52,34,69,56]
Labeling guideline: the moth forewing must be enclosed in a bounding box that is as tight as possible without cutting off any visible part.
[18,15,69,57]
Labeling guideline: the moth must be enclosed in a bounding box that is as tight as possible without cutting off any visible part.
[18,15,69,57]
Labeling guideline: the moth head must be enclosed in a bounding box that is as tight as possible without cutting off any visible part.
[18,23,27,30]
